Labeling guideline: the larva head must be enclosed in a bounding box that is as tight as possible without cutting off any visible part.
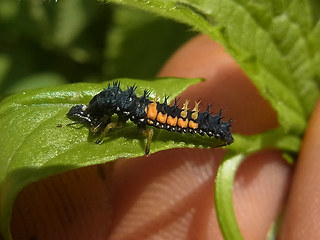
[67,104,93,125]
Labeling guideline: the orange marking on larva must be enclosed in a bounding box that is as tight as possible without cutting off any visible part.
[178,118,188,128]
[167,116,178,126]
[157,112,167,124]
[147,102,158,120]
[188,120,198,129]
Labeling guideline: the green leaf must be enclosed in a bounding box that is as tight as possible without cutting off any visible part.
[215,151,246,240]
[4,72,67,94]
[0,77,232,239]
[227,128,301,157]
[106,0,320,135]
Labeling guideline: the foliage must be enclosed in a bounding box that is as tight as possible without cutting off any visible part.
[1,0,320,239]
[0,0,193,94]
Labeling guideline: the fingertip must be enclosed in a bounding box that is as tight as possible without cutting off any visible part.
[279,99,320,240]
[109,148,226,240]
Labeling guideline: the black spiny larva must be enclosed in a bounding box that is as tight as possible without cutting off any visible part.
[67,82,233,154]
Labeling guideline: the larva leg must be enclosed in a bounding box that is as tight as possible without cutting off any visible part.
[95,118,125,144]
[140,127,154,155]
[91,121,105,133]
[91,116,111,133]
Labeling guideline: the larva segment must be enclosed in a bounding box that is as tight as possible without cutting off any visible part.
[146,101,158,120]
[166,116,178,126]
[188,120,198,129]
[178,118,189,128]
[156,112,168,124]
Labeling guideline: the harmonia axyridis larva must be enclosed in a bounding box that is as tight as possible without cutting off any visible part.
[67,82,233,154]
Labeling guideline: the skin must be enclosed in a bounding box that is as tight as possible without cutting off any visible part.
[278,99,320,240]
[8,34,317,239]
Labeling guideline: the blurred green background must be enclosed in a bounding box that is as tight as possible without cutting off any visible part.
[0,0,195,96]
